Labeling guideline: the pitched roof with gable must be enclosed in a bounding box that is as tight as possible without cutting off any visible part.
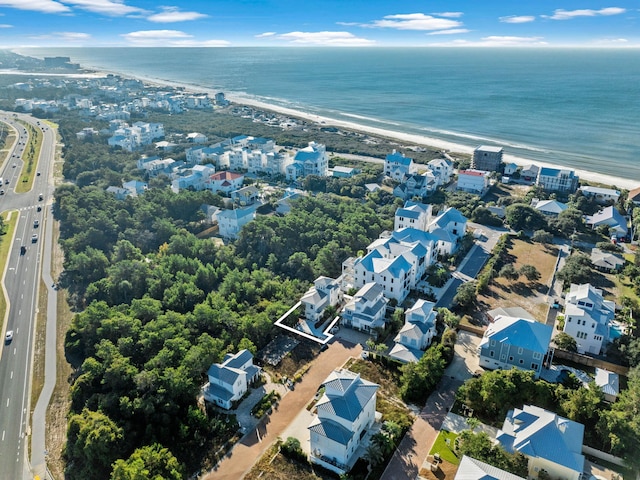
[431,207,467,227]
[455,455,526,480]
[628,186,640,203]
[480,316,552,354]
[386,151,413,166]
[355,282,384,302]
[389,343,424,363]
[590,248,625,270]
[210,171,243,181]
[497,405,585,473]
[587,206,627,234]
[308,416,353,446]
[534,199,568,215]
[595,368,619,397]
[207,363,245,385]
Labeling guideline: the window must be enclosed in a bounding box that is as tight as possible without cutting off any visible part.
[490,340,496,347]
[509,356,514,362]
[501,354,506,360]
[519,359,524,364]
[532,363,539,370]
[592,323,595,329]
[490,351,494,357]
[567,317,571,323]
[518,347,523,355]
[533,352,542,360]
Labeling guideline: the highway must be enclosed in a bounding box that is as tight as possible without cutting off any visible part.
[0,112,55,480]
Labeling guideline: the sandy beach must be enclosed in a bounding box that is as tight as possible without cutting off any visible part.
[15,66,639,191]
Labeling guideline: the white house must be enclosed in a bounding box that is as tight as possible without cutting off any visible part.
[301,276,342,324]
[586,206,628,239]
[532,199,568,217]
[122,180,147,197]
[497,405,585,480]
[520,164,540,183]
[393,172,438,200]
[562,283,615,355]
[308,369,379,475]
[286,141,328,181]
[427,207,467,256]
[579,186,620,205]
[536,167,579,194]
[594,368,619,403]
[171,164,216,193]
[217,207,256,240]
[389,299,437,363]
[187,132,208,143]
[384,150,416,181]
[207,171,245,195]
[457,169,490,195]
[478,315,552,378]
[455,456,526,480]
[341,282,388,335]
[504,162,518,176]
[202,349,261,410]
[394,201,432,231]
[351,249,413,302]
[427,158,454,184]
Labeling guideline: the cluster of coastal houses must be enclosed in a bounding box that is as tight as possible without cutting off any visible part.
[12,74,226,116]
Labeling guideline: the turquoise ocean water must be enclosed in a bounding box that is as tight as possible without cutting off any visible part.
[19,47,640,182]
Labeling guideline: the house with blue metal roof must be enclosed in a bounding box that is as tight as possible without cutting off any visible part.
[202,349,261,410]
[594,368,619,403]
[308,369,379,475]
[389,299,438,363]
[341,282,388,336]
[478,315,552,378]
[384,150,416,181]
[286,141,328,181]
[497,405,585,480]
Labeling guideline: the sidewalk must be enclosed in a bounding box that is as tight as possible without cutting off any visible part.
[203,339,362,480]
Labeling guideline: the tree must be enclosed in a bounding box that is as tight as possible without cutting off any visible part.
[532,229,553,244]
[456,431,528,478]
[110,443,183,480]
[519,264,541,282]
[499,264,520,281]
[66,409,125,480]
[453,281,477,309]
[504,204,547,231]
[557,253,592,288]
[553,333,577,352]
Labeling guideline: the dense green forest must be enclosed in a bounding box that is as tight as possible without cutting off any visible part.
[48,108,397,478]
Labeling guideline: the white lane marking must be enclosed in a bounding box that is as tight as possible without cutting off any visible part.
[10,371,13,379]
[1,431,4,441]
[6,398,9,407]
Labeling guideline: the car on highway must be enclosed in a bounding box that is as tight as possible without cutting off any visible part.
[31,234,38,243]
[12,163,16,168]
[37,172,41,176]
[0,190,4,195]
[5,330,13,343]
[33,219,39,228]
[37,206,42,212]
[4,179,8,184]
[38,193,43,201]
[20,245,26,255]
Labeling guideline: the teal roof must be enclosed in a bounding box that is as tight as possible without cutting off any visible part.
[483,316,552,354]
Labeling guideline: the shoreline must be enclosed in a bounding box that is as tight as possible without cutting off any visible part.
[6,66,637,191]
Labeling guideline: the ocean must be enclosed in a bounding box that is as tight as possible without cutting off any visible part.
[19,47,640,183]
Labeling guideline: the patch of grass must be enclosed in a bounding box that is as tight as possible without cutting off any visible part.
[344,357,403,398]
[244,444,334,480]
[0,210,18,331]
[15,119,42,193]
[429,430,460,466]
[477,239,559,322]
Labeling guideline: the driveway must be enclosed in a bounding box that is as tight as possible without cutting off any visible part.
[203,338,362,480]
[380,329,481,480]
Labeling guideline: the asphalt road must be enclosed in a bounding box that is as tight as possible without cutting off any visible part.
[0,112,54,480]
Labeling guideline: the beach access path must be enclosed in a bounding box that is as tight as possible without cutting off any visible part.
[203,339,362,480]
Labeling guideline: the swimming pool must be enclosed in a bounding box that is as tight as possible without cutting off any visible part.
[609,323,625,340]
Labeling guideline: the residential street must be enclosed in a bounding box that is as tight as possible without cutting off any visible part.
[203,339,362,480]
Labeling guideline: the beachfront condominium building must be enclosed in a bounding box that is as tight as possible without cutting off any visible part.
[472,145,503,172]
[308,369,379,475]
[536,167,579,194]
[562,283,615,355]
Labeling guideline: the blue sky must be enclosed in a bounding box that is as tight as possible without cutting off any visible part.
[0,0,638,48]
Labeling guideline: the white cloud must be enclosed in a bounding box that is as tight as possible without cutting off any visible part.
[545,7,626,20]
[121,29,228,47]
[277,31,375,46]
[0,0,70,13]
[62,0,147,16]
[429,36,547,47]
[431,12,463,18]
[147,6,208,23]
[427,28,469,35]
[500,15,535,24]
[0,24,12,28]
[255,32,276,38]
[368,13,463,31]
